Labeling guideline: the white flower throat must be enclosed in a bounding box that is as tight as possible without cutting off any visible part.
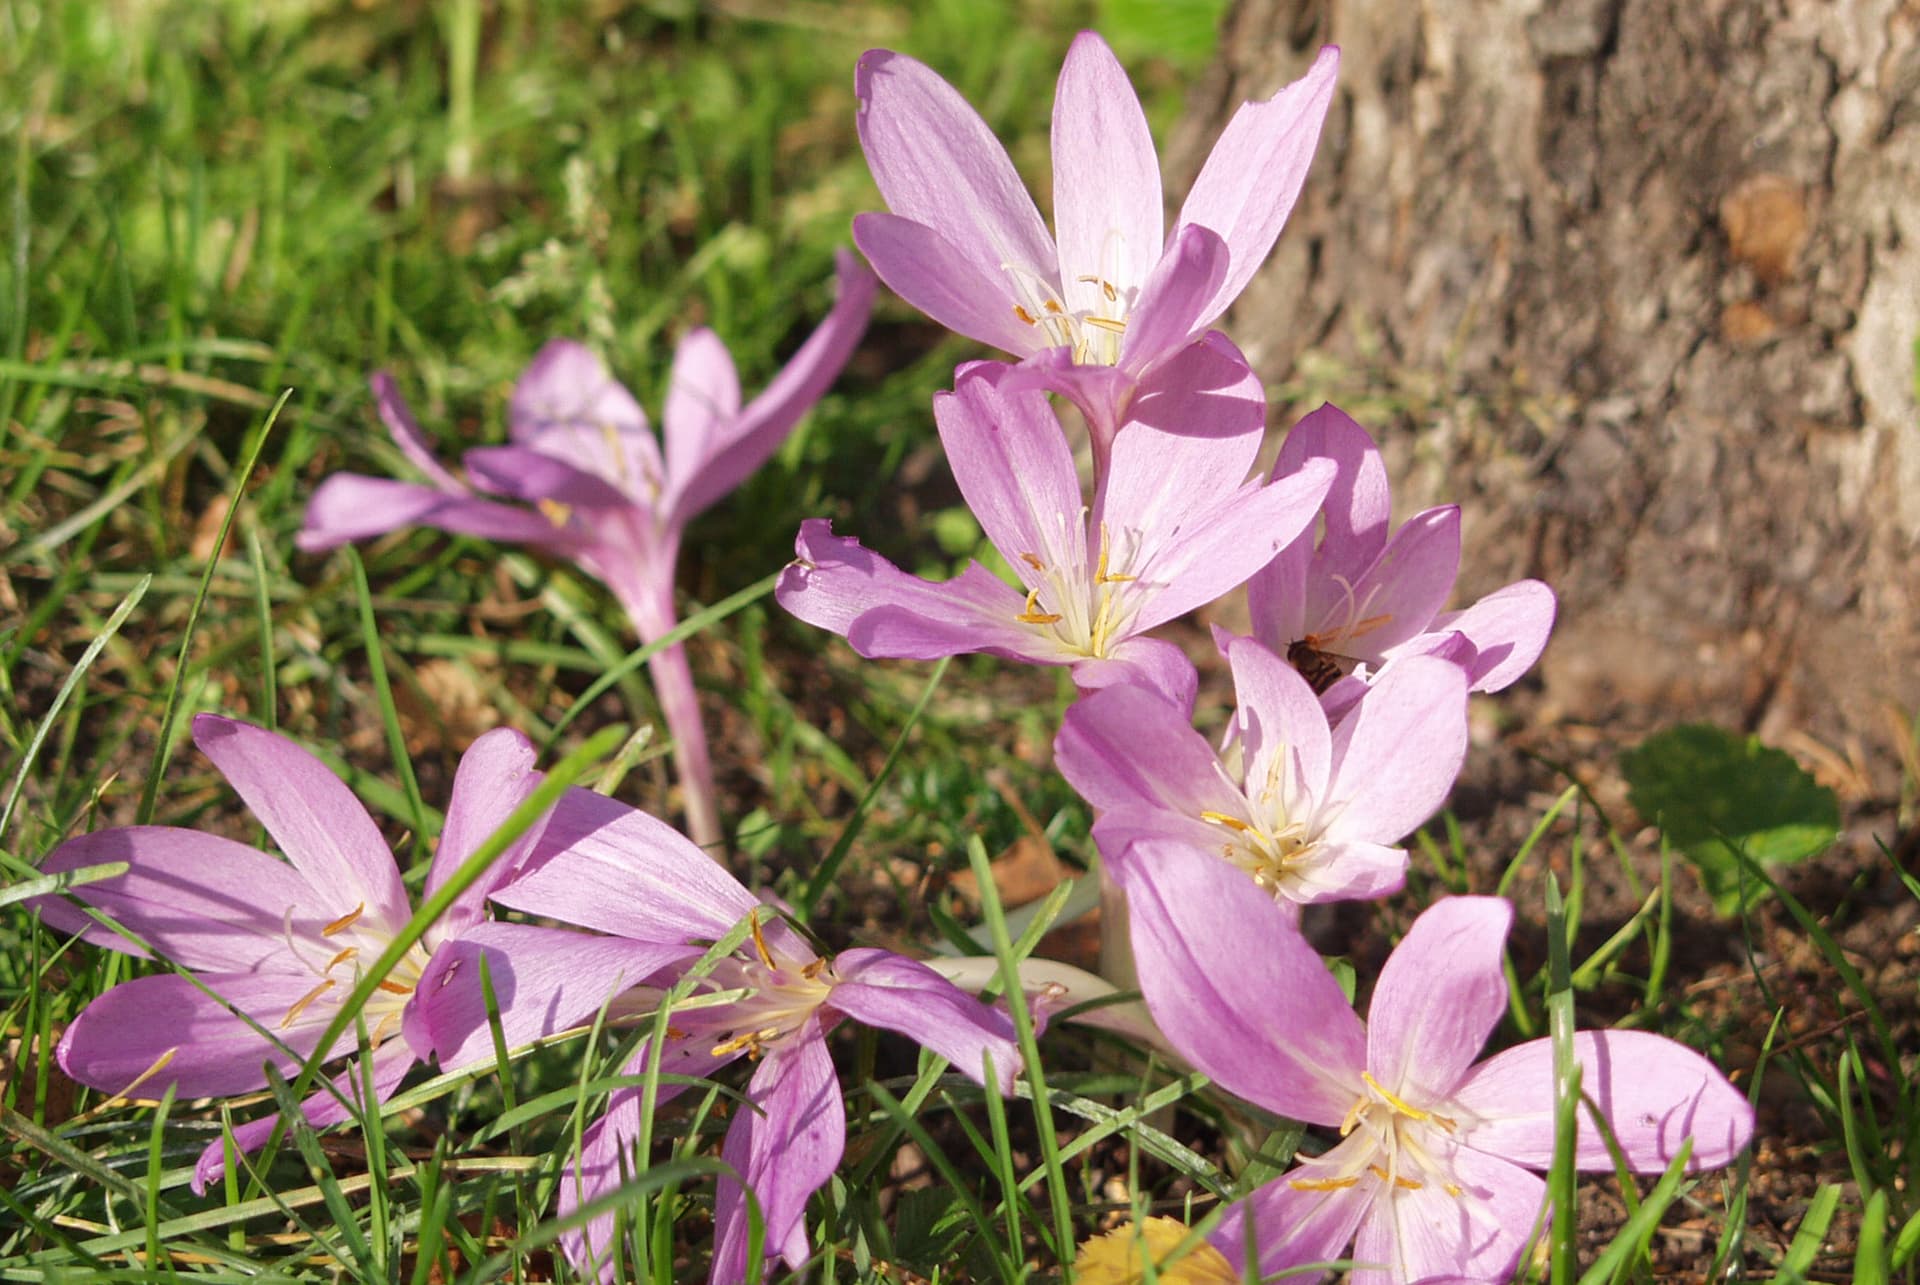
[1289,1071,1467,1201]
[1200,743,1342,897]
[701,914,838,1061]
[1002,263,1133,366]
[280,901,432,1050]
[1014,516,1146,658]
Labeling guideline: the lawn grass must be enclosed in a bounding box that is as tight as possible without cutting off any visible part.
[1,1,1905,1281]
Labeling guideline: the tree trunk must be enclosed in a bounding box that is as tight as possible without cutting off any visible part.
[1173,0,1920,774]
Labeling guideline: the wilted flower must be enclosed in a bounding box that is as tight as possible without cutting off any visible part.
[853,32,1336,470]
[299,253,875,847]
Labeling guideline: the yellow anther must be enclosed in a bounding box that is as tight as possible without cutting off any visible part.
[1083,316,1128,334]
[1199,810,1253,833]
[376,977,414,996]
[536,497,573,528]
[282,979,336,1029]
[1288,1175,1361,1192]
[801,958,828,980]
[1361,1071,1434,1122]
[324,946,359,973]
[1443,1182,1464,1197]
[1369,1163,1425,1190]
[1013,304,1040,326]
[1019,551,1047,571]
[749,912,776,971]
[370,1009,402,1050]
[322,904,365,937]
[1017,587,1063,626]
[1044,299,1065,314]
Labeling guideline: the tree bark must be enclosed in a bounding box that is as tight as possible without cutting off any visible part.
[1174,0,1920,767]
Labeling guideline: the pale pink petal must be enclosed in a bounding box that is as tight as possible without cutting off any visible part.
[58,971,335,1101]
[509,340,650,442]
[853,212,1042,356]
[1366,896,1511,1104]
[417,922,697,1070]
[1173,46,1339,329]
[1055,682,1239,818]
[1287,839,1408,903]
[427,727,543,944]
[855,49,1056,312]
[934,364,1084,575]
[1349,1142,1541,1285]
[776,520,1055,663]
[1072,638,1200,715]
[1095,331,1266,544]
[1324,655,1469,844]
[1272,401,1393,570]
[558,1037,738,1283]
[191,716,410,933]
[1306,506,1460,661]
[830,948,1021,1092]
[192,1038,415,1194]
[369,372,464,492]
[661,329,742,490]
[1210,1167,1372,1285]
[995,349,1137,455]
[462,444,637,511]
[1051,31,1162,316]
[1114,840,1360,1125]
[1115,225,1229,370]
[710,1025,844,1281]
[1429,579,1557,692]
[296,474,577,554]
[665,251,875,523]
[34,827,324,971]
[1452,1030,1755,1172]
[494,787,759,944]
[1226,635,1333,813]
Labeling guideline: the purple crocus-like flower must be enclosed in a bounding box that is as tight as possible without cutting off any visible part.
[298,252,875,849]
[853,32,1336,471]
[1119,863,1755,1284]
[1250,404,1556,714]
[1057,637,1467,912]
[33,717,668,1193]
[776,338,1334,712]
[435,789,1020,1285]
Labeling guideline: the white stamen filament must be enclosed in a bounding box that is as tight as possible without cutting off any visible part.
[1001,261,1134,366]
[1013,516,1149,659]
[1289,1072,1466,1200]
[698,915,838,1061]
[279,904,434,1051]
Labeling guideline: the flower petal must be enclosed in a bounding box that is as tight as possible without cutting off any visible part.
[1173,46,1339,330]
[1349,1142,1542,1285]
[494,788,758,944]
[935,364,1084,576]
[295,474,575,554]
[58,971,337,1101]
[1209,1167,1372,1285]
[711,1024,845,1281]
[509,339,650,442]
[853,212,1042,356]
[1324,655,1468,845]
[1073,638,1200,715]
[665,251,876,523]
[427,727,543,944]
[191,716,410,933]
[1451,1029,1755,1172]
[34,826,325,971]
[830,948,1021,1092]
[193,1038,415,1194]
[855,49,1055,316]
[1288,839,1409,904]
[417,922,699,1071]
[1366,896,1511,1104]
[1226,635,1334,816]
[1429,578,1557,692]
[1051,32,1162,317]
[1114,840,1361,1124]
[462,444,637,511]
[1271,401,1393,581]
[776,519,1053,664]
[1116,226,1229,371]
[661,329,742,489]
[1311,506,1461,661]
[1055,682,1237,818]
[369,373,465,492]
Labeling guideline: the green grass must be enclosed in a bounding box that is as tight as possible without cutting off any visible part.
[0,1,1892,1281]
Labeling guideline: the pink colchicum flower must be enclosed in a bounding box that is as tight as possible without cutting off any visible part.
[1250,404,1556,716]
[34,717,670,1194]
[298,252,876,849]
[853,33,1337,472]
[1056,637,1467,912]
[451,788,1021,1285]
[776,338,1335,712]
[1119,868,1755,1284]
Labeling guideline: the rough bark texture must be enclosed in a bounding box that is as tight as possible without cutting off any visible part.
[1171,0,1920,773]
